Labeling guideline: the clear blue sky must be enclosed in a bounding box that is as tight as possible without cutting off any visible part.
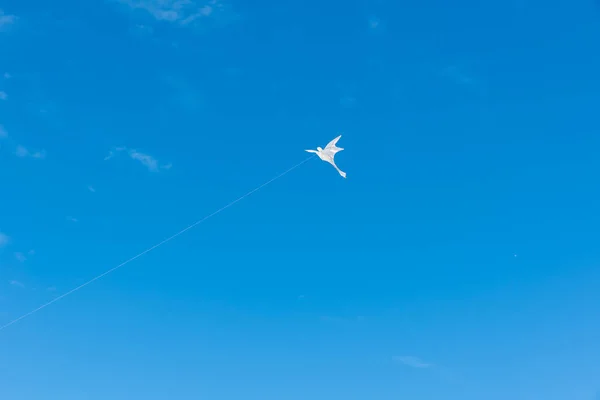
[1,0,600,399]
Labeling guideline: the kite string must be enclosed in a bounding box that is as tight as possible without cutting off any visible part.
[0,155,315,332]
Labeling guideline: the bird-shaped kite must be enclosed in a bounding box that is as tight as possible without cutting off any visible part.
[305,135,346,178]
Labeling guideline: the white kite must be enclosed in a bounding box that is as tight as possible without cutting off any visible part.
[305,135,347,178]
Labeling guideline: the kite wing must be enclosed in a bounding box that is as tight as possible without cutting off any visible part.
[324,135,344,154]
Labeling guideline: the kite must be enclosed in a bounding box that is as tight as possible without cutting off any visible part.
[305,135,347,178]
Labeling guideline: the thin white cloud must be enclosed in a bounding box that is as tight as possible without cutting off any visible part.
[3,72,11,79]
[0,91,6,100]
[15,145,46,159]
[0,232,9,247]
[87,185,96,193]
[393,356,432,369]
[0,129,46,159]
[0,9,16,30]
[119,0,183,22]
[129,149,161,172]
[15,145,27,157]
[31,150,47,159]
[66,216,78,223]
[9,280,24,288]
[103,146,127,161]
[117,0,236,27]
[104,146,171,172]
[14,250,33,262]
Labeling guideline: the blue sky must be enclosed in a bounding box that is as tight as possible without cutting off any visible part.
[1,0,600,399]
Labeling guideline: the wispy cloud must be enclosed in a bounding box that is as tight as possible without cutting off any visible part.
[116,0,238,28]
[393,356,433,369]
[129,150,161,172]
[3,72,11,79]
[104,146,171,172]
[118,0,220,24]
[0,9,16,30]
[66,216,78,223]
[87,185,96,193]
[14,250,33,262]
[15,145,46,159]
[103,146,127,161]
[0,128,46,159]
[9,280,24,288]
[14,145,27,157]
[0,91,6,100]
[0,232,9,247]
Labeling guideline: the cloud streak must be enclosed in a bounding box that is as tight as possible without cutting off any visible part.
[129,150,162,172]
[103,146,127,161]
[118,0,217,24]
[0,9,16,30]
[116,0,237,28]
[104,146,171,172]
[14,250,33,262]
[0,127,46,159]
[15,250,33,263]
[393,356,432,369]
[0,232,9,248]
[15,145,46,159]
